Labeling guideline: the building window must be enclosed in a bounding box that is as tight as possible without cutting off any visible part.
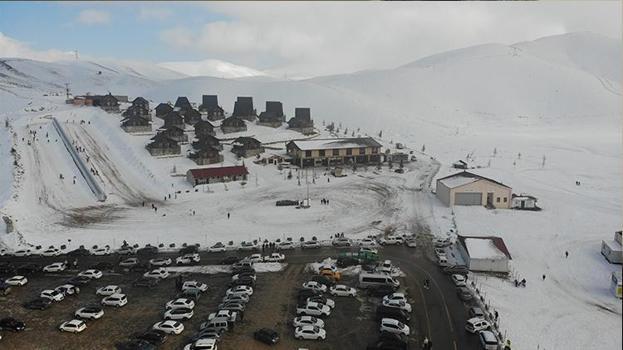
[496,197,501,203]
[319,150,325,157]
[359,147,366,155]
[503,197,507,203]
[332,149,339,156]
[372,148,378,154]
[346,148,352,155]
[305,150,312,157]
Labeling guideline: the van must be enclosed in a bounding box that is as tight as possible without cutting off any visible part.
[358,273,400,289]
[478,330,498,350]
[202,319,231,333]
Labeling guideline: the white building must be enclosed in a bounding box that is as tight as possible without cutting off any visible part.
[511,194,539,210]
[457,235,512,273]
[601,231,622,264]
[436,171,512,209]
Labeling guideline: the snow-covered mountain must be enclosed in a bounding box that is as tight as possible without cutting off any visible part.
[158,59,267,79]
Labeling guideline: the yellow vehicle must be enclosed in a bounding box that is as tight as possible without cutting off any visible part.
[319,268,342,281]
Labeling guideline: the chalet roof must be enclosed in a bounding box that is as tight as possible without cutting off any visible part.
[232,97,255,116]
[187,165,248,179]
[149,132,178,143]
[164,111,183,122]
[194,120,215,129]
[121,114,150,125]
[189,145,220,158]
[222,116,246,127]
[175,96,192,109]
[437,171,511,189]
[155,103,173,113]
[458,235,512,260]
[258,111,282,123]
[288,137,382,151]
[295,108,311,121]
[194,134,220,143]
[265,101,284,117]
[201,95,219,109]
[233,137,261,147]
[122,105,148,116]
[132,97,148,105]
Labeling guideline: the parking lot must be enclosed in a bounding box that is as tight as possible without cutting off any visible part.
[0,242,483,350]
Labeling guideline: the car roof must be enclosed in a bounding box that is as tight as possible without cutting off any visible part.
[382,318,401,324]
[480,330,497,341]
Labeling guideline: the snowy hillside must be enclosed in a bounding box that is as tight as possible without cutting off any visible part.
[0,32,620,350]
[159,59,267,79]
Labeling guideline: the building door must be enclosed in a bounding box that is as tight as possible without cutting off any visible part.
[455,192,482,206]
[486,192,494,206]
[520,200,525,209]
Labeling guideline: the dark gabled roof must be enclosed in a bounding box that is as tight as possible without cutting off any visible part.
[174,96,192,109]
[457,235,512,260]
[233,136,261,147]
[189,145,220,158]
[221,116,246,127]
[265,101,284,117]
[437,171,511,189]
[149,132,178,143]
[201,95,219,109]
[194,119,215,130]
[232,97,255,117]
[121,114,150,125]
[188,165,248,179]
[132,96,148,105]
[295,107,311,121]
[258,111,282,123]
[163,111,183,123]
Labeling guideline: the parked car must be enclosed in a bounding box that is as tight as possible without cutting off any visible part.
[101,293,128,307]
[405,238,417,248]
[360,247,379,255]
[232,272,256,282]
[293,315,324,328]
[0,317,26,332]
[59,319,87,333]
[166,298,195,310]
[144,268,169,279]
[329,284,357,297]
[182,280,208,292]
[222,293,249,304]
[135,330,168,346]
[332,237,352,247]
[226,285,253,297]
[137,246,159,256]
[377,260,395,274]
[367,284,399,297]
[164,307,194,321]
[67,247,91,257]
[5,275,28,286]
[465,317,491,334]
[468,306,485,319]
[43,262,67,273]
[41,248,61,257]
[301,241,321,249]
[383,293,407,304]
[65,276,92,286]
[75,306,104,320]
[381,299,412,313]
[208,242,227,252]
[359,238,378,247]
[55,284,80,296]
[78,269,103,279]
[14,249,32,257]
[176,253,200,265]
[92,247,111,256]
[277,241,295,250]
[254,328,280,345]
[478,330,499,350]
[263,253,285,262]
[118,246,136,255]
[218,301,246,313]
[238,241,259,251]
[443,265,469,275]
[296,302,331,317]
[336,257,359,268]
[456,287,473,301]
[207,309,238,323]
[183,338,217,350]
[452,274,467,287]
[378,235,403,245]
[190,329,223,343]
[295,325,326,340]
[96,285,122,296]
[380,318,410,336]
[149,258,172,267]
[220,256,241,265]
[433,237,452,248]
[40,289,65,302]
[178,288,202,302]
[245,253,263,264]
[376,305,411,324]
[133,277,160,288]
[119,258,139,268]
[152,320,184,335]
[22,298,52,310]
[302,281,327,293]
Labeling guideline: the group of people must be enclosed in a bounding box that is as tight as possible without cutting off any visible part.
[513,278,527,287]
[262,242,277,250]
[320,198,330,205]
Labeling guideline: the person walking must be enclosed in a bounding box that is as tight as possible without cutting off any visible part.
[227,212,230,219]
[542,274,546,281]
[565,251,569,258]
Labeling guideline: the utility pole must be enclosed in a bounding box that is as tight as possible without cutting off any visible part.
[74,50,79,60]
[65,83,71,100]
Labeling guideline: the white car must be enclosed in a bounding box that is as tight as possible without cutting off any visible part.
[263,253,285,262]
[176,253,200,265]
[149,258,172,267]
[293,315,325,328]
[43,262,67,273]
[383,293,408,304]
[14,249,32,257]
[378,260,394,274]
[245,253,263,264]
[465,317,491,334]
[78,269,103,279]
[153,320,184,335]
[144,268,169,279]
[380,318,410,336]
[359,238,378,247]
[301,241,321,249]
[238,241,259,251]
[382,299,412,313]
[296,301,331,317]
[59,319,87,333]
[182,281,208,292]
[164,307,194,320]
[302,281,327,293]
[118,246,136,255]
[452,274,467,287]
[101,293,128,307]
[379,235,403,245]
[295,325,327,340]
[306,296,335,309]
[166,298,195,310]
[119,258,139,267]
[0,248,7,256]
[222,293,249,304]
[96,285,122,296]
[329,284,357,297]
[41,289,65,302]
[277,241,295,250]
[207,309,238,323]
[232,273,256,282]
[41,248,61,257]
[75,306,104,320]
[91,247,110,256]
[5,275,28,286]
[183,339,217,350]
[55,284,80,296]
[226,285,253,296]
[207,242,227,252]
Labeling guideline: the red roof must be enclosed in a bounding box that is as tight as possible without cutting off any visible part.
[188,165,248,179]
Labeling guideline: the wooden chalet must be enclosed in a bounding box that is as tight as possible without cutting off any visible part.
[100,93,120,113]
[286,137,382,167]
[221,116,247,134]
[198,95,225,121]
[155,103,173,119]
[287,107,314,134]
[231,96,257,121]
[132,97,149,111]
[192,134,222,151]
[146,133,180,156]
[174,96,192,110]
[257,101,285,127]
[232,137,264,158]
[194,120,216,138]
[159,125,188,143]
[122,104,150,121]
[181,108,202,125]
[186,165,248,186]
[188,144,223,165]
[121,114,151,133]
[163,111,185,130]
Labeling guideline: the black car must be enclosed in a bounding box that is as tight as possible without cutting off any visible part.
[137,246,158,256]
[16,263,41,275]
[367,284,398,297]
[22,298,52,310]
[135,330,168,345]
[67,247,91,257]
[311,275,335,287]
[0,317,26,332]
[178,288,201,301]
[115,339,156,350]
[231,266,255,275]
[229,276,255,287]
[65,276,92,286]
[297,288,322,300]
[443,265,469,275]
[254,328,280,345]
[336,257,359,268]
[90,262,115,271]
[129,263,150,273]
[133,277,160,288]
[220,256,241,265]
[376,305,411,323]
[179,245,199,255]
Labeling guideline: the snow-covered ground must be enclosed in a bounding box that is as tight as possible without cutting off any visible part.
[0,32,620,349]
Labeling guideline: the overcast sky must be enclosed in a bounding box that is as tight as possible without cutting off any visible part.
[0,1,620,77]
